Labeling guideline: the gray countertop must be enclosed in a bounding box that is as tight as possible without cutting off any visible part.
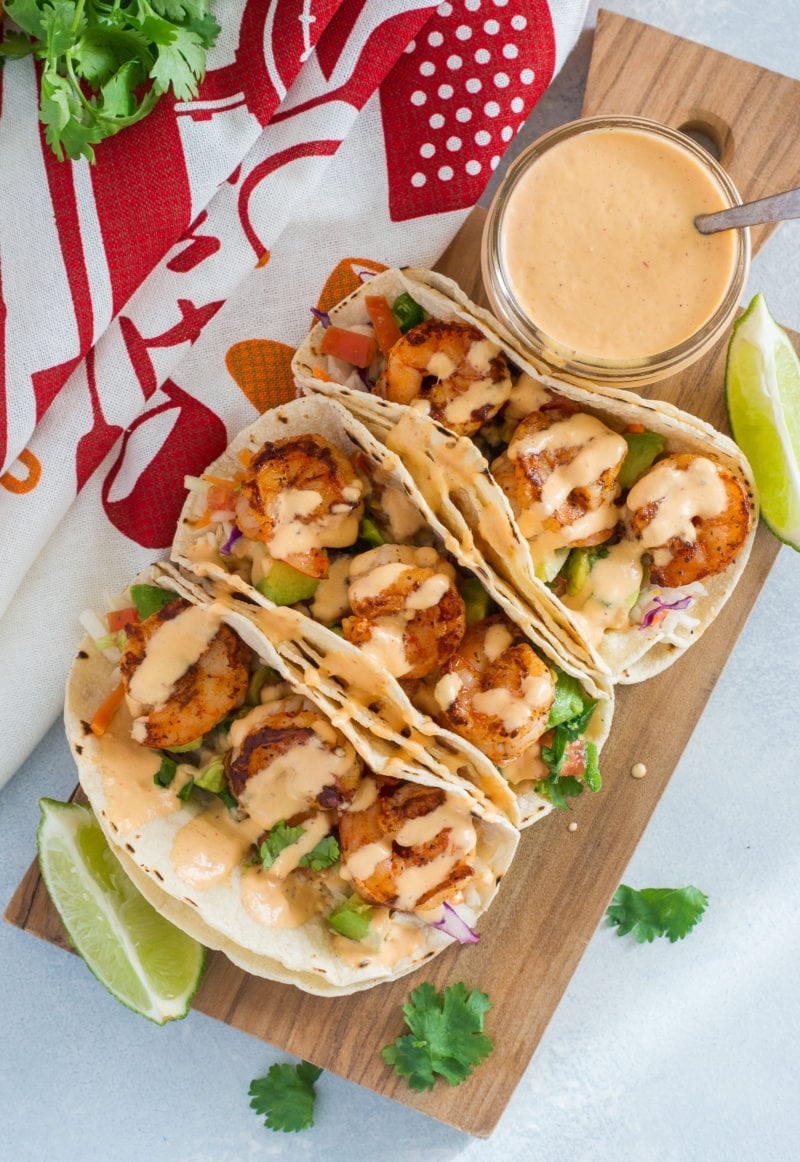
[3,3,799,1159]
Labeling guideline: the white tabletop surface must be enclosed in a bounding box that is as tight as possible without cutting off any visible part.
[3,3,799,1160]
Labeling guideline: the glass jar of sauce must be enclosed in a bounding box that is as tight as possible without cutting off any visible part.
[481,115,750,386]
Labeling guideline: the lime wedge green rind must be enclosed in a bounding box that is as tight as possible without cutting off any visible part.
[725,293,800,551]
[37,799,206,1024]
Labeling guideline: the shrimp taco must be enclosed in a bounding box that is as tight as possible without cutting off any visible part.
[170,395,613,824]
[290,268,758,684]
[66,564,519,996]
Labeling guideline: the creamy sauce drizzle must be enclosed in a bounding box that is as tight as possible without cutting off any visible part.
[96,705,184,834]
[240,865,325,929]
[171,798,261,890]
[626,456,726,545]
[500,126,738,359]
[128,605,220,709]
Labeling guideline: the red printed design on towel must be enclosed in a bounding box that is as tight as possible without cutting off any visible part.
[238,140,340,259]
[120,299,226,399]
[166,212,221,274]
[73,348,123,492]
[30,122,94,421]
[192,0,343,125]
[90,100,192,317]
[379,0,555,221]
[102,381,228,549]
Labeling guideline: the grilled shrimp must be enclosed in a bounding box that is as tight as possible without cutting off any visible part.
[226,696,363,830]
[624,452,752,587]
[338,775,477,912]
[432,614,555,765]
[119,598,250,749]
[374,318,513,436]
[342,544,466,680]
[491,401,628,547]
[235,434,364,578]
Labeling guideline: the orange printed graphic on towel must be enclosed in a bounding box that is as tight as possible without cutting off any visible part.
[1,448,42,494]
[224,258,387,414]
[315,258,388,318]
[225,340,296,413]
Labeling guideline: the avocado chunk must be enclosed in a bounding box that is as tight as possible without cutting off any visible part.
[358,516,385,547]
[618,431,667,490]
[459,576,491,626]
[563,548,593,597]
[256,561,321,606]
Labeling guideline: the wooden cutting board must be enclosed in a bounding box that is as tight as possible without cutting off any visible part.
[6,10,799,1139]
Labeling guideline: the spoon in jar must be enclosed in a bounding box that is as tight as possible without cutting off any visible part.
[695,185,800,233]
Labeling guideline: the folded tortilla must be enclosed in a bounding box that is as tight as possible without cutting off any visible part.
[170,395,613,825]
[291,268,758,683]
[66,565,519,996]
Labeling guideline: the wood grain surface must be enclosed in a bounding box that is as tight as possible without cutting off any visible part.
[5,11,796,1138]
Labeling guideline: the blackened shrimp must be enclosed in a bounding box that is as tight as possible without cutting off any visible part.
[625,452,752,587]
[338,775,477,912]
[225,695,363,830]
[491,401,628,547]
[235,434,364,578]
[342,544,466,680]
[432,614,555,765]
[119,598,250,749]
[374,318,513,436]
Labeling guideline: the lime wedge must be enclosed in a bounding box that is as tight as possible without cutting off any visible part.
[37,799,206,1024]
[725,293,800,549]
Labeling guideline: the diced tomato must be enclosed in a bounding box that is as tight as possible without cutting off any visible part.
[560,739,588,778]
[107,607,138,633]
[626,422,646,433]
[320,325,377,368]
[365,295,403,355]
[206,482,236,513]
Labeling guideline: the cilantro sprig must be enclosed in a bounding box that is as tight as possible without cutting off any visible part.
[258,821,306,870]
[0,0,219,162]
[382,982,493,1091]
[249,1061,323,1134]
[606,884,709,943]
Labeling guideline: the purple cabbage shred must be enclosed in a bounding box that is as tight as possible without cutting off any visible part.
[310,307,331,328]
[639,592,693,630]
[221,526,243,556]
[432,901,480,944]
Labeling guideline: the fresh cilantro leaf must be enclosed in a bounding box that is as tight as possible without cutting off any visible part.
[73,26,153,88]
[584,741,601,792]
[148,23,206,98]
[298,834,340,872]
[153,754,177,788]
[606,884,709,943]
[4,0,48,38]
[0,32,37,60]
[2,0,217,161]
[177,776,195,801]
[382,982,493,1092]
[259,821,306,870]
[249,1061,323,1133]
[537,697,600,808]
[537,773,584,810]
[42,1,84,58]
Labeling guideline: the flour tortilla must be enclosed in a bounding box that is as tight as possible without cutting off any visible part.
[65,579,519,996]
[170,395,613,825]
[291,268,758,683]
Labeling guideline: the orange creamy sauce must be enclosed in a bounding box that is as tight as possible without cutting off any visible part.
[500,127,738,360]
